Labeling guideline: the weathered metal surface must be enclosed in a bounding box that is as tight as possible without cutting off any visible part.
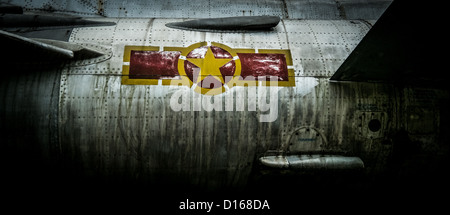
[48,18,374,188]
[7,0,392,19]
[1,1,449,213]
[44,17,449,190]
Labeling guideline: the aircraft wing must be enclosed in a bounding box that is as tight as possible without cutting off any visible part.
[331,0,446,88]
[0,29,109,59]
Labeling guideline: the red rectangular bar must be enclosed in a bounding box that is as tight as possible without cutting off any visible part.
[237,53,289,81]
[129,51,181,79]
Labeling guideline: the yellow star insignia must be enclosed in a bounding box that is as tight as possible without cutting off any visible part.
[186,46,232,85]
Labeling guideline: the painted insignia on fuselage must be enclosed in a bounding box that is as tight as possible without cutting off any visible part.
[122,42,294,95]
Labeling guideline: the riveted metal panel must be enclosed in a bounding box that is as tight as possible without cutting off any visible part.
[286,0,339,19]
[11,0,391,19]
[69,20,118,46]
[282,20,369,77]
[341,0,393,20]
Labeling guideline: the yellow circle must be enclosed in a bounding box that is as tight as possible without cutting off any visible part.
[177,42,241,95]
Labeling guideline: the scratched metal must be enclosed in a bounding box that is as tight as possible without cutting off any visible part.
[9,0,391,19]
